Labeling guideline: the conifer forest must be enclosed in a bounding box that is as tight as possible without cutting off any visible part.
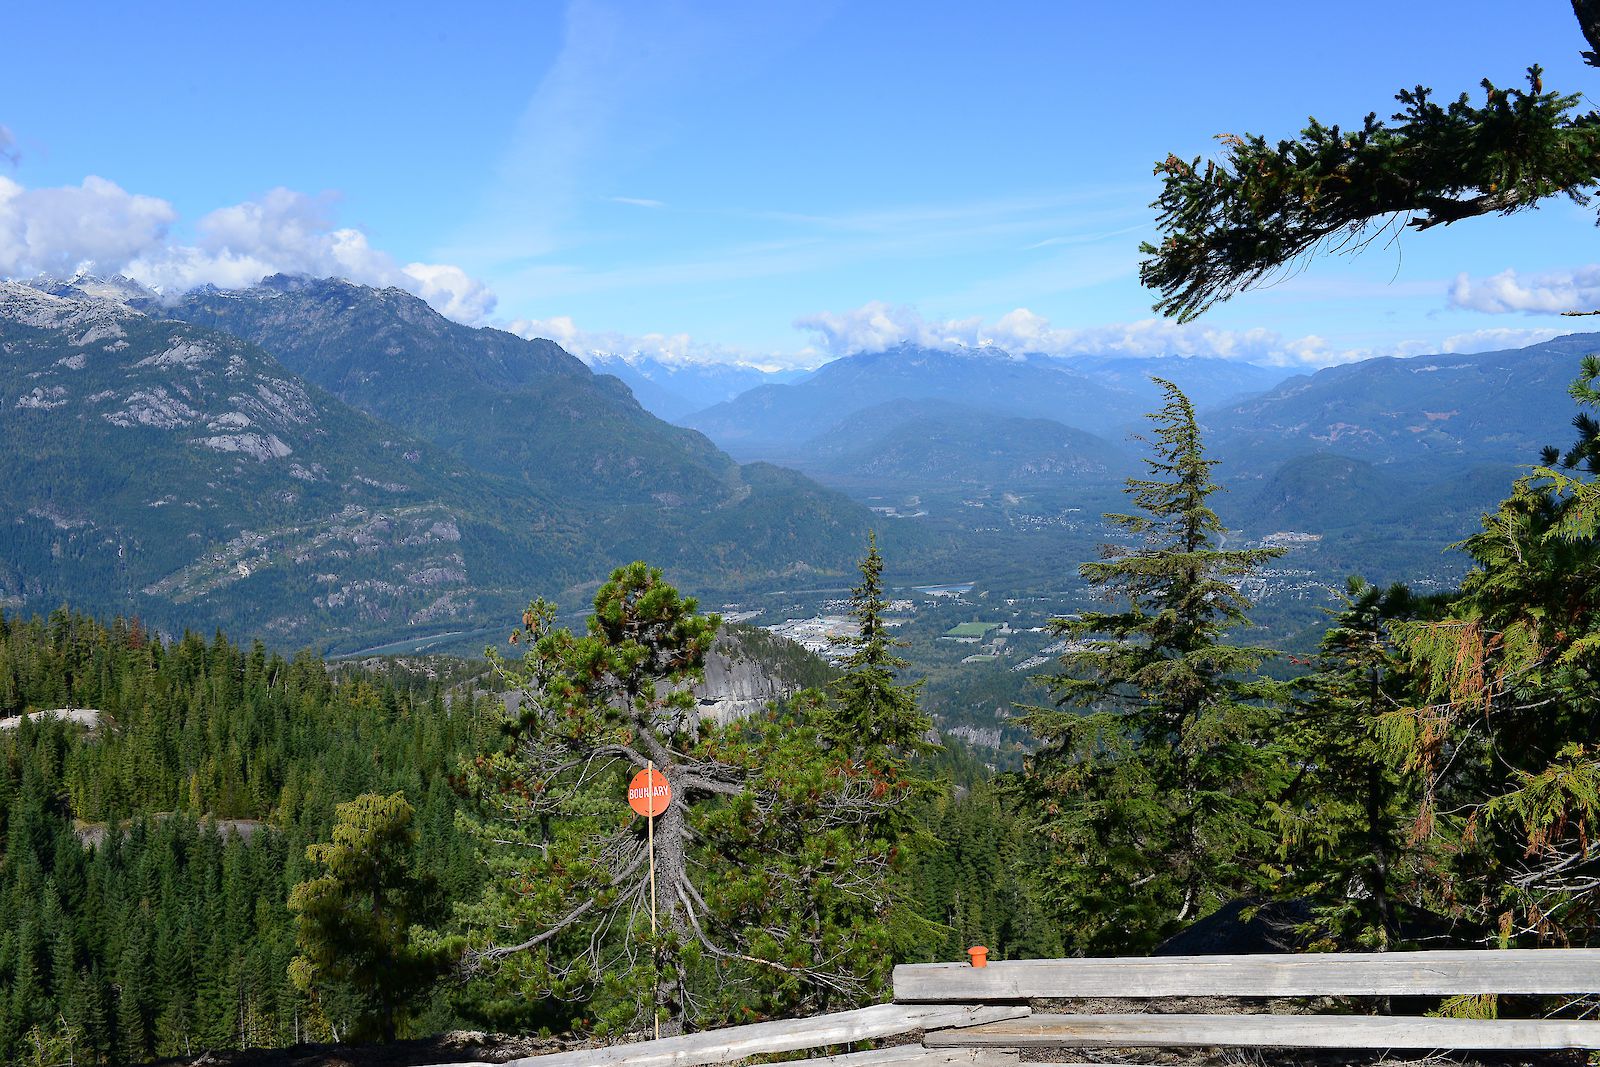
[3,357,1600,1061]
[7,3,1600,1064]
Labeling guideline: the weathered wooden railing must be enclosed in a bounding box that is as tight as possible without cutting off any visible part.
[429,948,1600,1065]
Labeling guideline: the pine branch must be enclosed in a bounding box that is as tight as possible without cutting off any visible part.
[1141,67,1600,321]
[1576,0,1600,67]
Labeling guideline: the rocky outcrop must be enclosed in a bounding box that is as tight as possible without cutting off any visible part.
[500,628,824,726]
[693,647,793,724]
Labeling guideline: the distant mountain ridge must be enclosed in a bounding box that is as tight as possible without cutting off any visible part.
[1203,332,1600,479]
[791,399,1133,490]
[587,352,807,422]
[684,344,1141,454]
[681,342,1292,459]
[1061,353,1289,411]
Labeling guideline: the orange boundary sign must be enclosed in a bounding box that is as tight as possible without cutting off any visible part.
[628,767,671,817]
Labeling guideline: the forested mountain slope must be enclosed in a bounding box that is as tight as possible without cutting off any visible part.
[1204,333,1600,478]
[0,282,582,647]
[0,283,881,651]
[791,399,1133,490]
[159,277,837,520]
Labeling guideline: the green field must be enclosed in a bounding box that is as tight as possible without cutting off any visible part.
[944,621,1000,639]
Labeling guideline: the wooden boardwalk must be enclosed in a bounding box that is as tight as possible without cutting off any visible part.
[426,948,1600,1066]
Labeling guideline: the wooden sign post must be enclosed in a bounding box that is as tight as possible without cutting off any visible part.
[628,763,671,1038]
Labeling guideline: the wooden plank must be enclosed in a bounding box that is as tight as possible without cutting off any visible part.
[895,949,1600,1000]
[786,1048,1021,1066]
[924,1012,1600,1050]
[438,1003,1033,1067]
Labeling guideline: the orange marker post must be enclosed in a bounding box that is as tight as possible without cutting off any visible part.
[628,763,671,1038]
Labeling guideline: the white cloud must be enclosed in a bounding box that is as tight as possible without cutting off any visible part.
[0,177,496,324]
[793,302,1568,369]
[1448,265,1600,315]
[608,196,664,208]
[793,301,1328,365]
[0,175,177,279]
[0,125,18,167]
[513,301,1425,372]
[1434,326,1567,353]
[399,263,497,324]
[505,314,820,372]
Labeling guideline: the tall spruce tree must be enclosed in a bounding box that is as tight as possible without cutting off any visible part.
[826,533,931,781]
[1018,379,1285,952]
[686,539,939,1020]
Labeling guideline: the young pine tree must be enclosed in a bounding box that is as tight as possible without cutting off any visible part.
[462,557,938,1036]
[1019,378,1286,952]
[287,791,440,1043]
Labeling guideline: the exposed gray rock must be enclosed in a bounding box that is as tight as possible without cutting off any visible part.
[0,707,102,731]
[693,646,796,723]
[194,431,292,460]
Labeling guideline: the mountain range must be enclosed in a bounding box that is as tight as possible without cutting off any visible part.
[5,269,1598,653]
[586,353,808,423]
[0,277,883,651]
[1201,333,1600,479]
[675,331,1599,515]
[679,343,1293,462]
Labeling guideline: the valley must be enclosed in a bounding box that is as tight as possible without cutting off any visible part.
[9,7,1600,1063]
[5,276,1583,754]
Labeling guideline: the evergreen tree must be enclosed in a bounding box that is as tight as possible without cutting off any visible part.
[697,538,939,1018]
[461,558,934,1037]
[288,791,440,1043]
[1018,379,1286,951]
[825,533,930,769]
[1271,578,1436,950]
[460,563,731,1036]
[1388,358,1600,945]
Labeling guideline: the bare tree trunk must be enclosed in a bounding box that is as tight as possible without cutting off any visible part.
[652,789,692,1036]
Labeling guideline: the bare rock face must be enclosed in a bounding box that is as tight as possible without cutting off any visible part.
[693,647,793,724]
[691,626,832,724]
[500,628,825,726]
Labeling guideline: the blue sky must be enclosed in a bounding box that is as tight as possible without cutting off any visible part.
[2,0,1597,368]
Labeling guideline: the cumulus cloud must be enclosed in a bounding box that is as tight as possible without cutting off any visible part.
[505,315,816,371]
[793,302,1567,369]
[0,175,177,279]
[1433,326,1566,353]
[1448,265,1600,315]
[794,301,1340,366]
[0,176,496,324]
